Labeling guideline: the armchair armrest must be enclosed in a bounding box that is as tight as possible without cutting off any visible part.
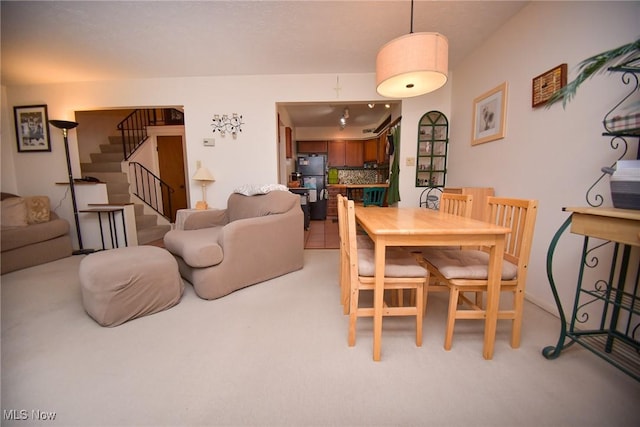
[184,209,228,230]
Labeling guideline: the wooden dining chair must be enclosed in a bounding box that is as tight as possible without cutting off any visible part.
[439,193,473,218]
[406,193,474,310]
[362,187,386,207]
[337,194,428,347]
[338,198,375,315]
[426,192,474,288]
[420,197,538,350]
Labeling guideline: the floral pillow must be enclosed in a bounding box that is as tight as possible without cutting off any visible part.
[24,196,51,224]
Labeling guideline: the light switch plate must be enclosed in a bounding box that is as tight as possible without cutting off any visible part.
[203,138,215,147]
[406,157,416,166]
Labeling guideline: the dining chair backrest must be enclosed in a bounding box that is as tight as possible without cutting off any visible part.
[482,196,538,269]
[337,194,360,286]
[337,193,352,313]
[363,187,386,207]
[440,193,473,218]
[420,192,475,298]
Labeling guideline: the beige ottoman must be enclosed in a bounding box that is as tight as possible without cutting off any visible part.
[79,246,184,327]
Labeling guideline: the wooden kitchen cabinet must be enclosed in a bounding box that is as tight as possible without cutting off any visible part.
[378,132,389,164]
[328,140,363,166]
[363,137,378,162]
[285,127,292,159]
[328,140,345,166]
[297,140,327,153]
[345,140,363,166]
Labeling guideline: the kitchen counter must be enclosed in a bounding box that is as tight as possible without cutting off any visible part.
[327,183,389,188]
[326,184,389,217]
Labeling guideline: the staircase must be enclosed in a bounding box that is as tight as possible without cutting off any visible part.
[80,135,172,245]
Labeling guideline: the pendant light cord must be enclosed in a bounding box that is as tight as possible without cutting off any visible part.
[410,0,414,34]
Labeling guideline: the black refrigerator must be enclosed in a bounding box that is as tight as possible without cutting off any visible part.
[297,155,327,220]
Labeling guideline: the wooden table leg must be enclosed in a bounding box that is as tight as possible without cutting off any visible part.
[483,235,505,360]
[373,238,386,361]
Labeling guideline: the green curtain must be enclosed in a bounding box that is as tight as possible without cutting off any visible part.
[387,125,401,205]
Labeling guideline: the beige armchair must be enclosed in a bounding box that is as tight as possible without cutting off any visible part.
[163,190,304,300]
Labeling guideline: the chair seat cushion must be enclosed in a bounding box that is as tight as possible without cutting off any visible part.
[356,234,374,249]
[163,227,224,268]
[358,247,427,278]
[421,248,517,280]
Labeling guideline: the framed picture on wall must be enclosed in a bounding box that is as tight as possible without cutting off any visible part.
[532,64,567,108]
[14,104,51,152]
[471,82,508,146]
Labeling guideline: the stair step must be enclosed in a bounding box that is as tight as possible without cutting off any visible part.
[109,194,131,204]
[99,143,122,153]
[81,171,129,182]
[109,135,141,147]
[90,152,124,163]
[108,135,124,145]
[106,181,130,194]
[81,162,122,173]
[137,224,172,245]
[84,134,170,247]
[136,214,158,229]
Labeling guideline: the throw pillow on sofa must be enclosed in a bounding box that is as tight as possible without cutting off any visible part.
[233,183,288,196]
[1,197,28,228]
[24,196,51,224]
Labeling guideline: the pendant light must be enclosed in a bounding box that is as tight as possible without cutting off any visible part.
[376,0,448,98]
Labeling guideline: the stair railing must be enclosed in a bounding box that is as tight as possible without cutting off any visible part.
[117,109,157,160]
[117,108,184,160]
[128,162,174,220]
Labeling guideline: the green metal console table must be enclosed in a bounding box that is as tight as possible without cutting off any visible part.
[543,207,640,380]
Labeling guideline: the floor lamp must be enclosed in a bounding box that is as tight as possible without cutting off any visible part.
[49,120,94,255]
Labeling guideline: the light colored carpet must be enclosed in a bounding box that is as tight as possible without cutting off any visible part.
[1,249,638,427]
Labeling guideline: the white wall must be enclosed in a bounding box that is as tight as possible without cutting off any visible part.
[1,1,638,315]
[448,1,639,314]
[1,73,405,239]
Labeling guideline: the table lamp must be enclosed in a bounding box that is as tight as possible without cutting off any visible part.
[193,167,215,210]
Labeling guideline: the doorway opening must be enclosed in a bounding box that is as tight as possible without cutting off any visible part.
[75,107,188,225]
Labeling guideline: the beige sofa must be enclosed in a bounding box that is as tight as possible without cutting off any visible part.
[1,192,73,274]
[163,190,304,300]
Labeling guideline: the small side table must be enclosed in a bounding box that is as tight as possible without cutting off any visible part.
[79,207,127,250]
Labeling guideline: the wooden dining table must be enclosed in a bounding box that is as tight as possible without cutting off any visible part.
[354,206,512,361]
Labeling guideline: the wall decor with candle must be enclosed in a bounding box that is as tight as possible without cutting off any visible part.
[211,113,244,138]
